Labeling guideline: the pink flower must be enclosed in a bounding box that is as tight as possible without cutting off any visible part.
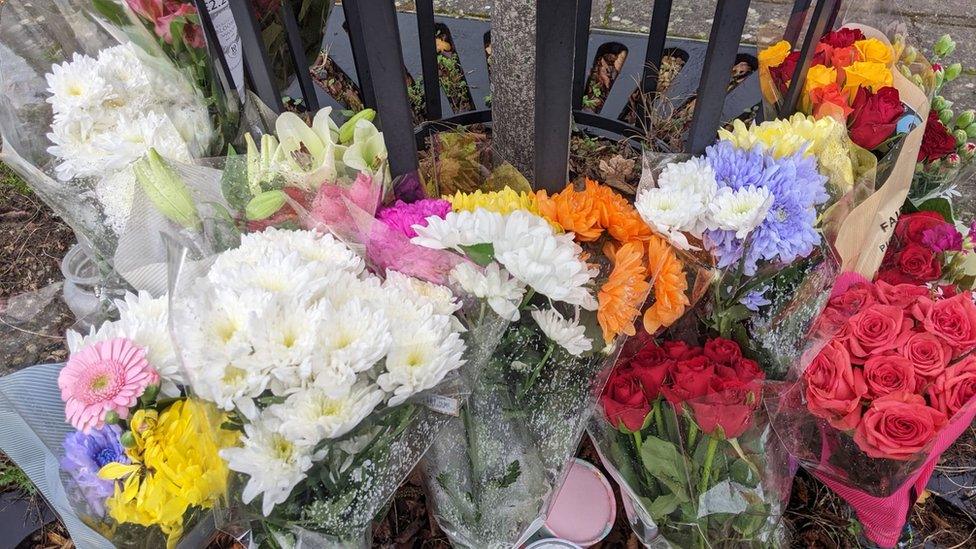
[920,222,963,253]
[125,0,205,49]
[58,338,159,433]
[308,173,382,235]
[365,221,463,285]
[377,199,452,238]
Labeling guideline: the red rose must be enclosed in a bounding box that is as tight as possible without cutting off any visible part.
[712,357,764,393]
[913,293,976,356]
[895,211,946,245]
[828,282,877,316]
[900,331,950,381]
[813,306,854,340]
[769,51,801,93]
[703,338,743,366]
[894,243,942,283]
[663,340,702,361]
[918,110,959,163]
[873,280,930,308]
[662,356,714,405]
[687,387,760,439]
[602,364,653,431]
[845,304,913,361]
[853,392,947,460]
[804,340,868,430]
[847,86,905,150]
[821,27,866,48]
[632,343,669,369]
[863,354,917,398]
[928,356,976,417]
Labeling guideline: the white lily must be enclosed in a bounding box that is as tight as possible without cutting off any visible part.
[272,108,344,190]
[342,119,389,181]
[245,132,280,194]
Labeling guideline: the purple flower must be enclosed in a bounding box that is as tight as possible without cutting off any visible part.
[968,219,976,243]
[921,223,963,252]
[61,425,128,517]
[740,285,772,311]
[377,198,452,238]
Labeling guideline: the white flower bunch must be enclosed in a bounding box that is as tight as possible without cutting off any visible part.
[67,291,183,397]
[45,43,213,232]
[174,228,466,515]
[635,158,771,250]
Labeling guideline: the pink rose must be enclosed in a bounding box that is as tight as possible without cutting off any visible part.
[845,304,913,361]
[873,280,930,308]
[862,354,917,398]
[828,282,877,316]
[804,340,867,430]
[853,392,947,461]
[899,331,950,381]
[928,356,976,417]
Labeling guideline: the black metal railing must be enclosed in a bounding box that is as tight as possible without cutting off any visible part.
[200,0,833,189]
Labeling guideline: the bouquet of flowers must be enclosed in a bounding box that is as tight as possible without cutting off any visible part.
[0,0,237,294]
[909,34,976,204]
[0,291,233,548]
[591,333,792,548]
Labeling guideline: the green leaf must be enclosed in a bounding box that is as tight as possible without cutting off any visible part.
[492,460,522,489]
[917,197,955,224]
[221,155,252,211]
[648,493,682,520]
[639,436,690,502]
[92,0,127,25]
[459,243,496,266]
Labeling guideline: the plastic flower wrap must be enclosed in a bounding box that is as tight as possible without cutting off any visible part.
[165,226,483,547]
[0,0,236,295]
[589,332,793,548]
[0,291,233,548]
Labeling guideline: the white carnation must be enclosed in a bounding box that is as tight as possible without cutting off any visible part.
[531,307,593,357]
[708,186,773,238]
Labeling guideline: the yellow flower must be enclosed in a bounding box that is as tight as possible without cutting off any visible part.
[718,114,854,194]
[99,400,237,548]
[759,40,793,69]
[843,61,893,99]
[445,187,540,216]
[854,38,893,65]
[804,65,838,95]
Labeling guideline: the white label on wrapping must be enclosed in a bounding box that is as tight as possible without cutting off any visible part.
[205,0,245,95]
[423,394,461,416]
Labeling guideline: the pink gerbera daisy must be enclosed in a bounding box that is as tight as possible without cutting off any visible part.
[58,338,159,433]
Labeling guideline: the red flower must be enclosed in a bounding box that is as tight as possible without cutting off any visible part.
[769,51,801,93]
[663,340,702,361]
[895,211,947,245]
[829,282,877,316]
[918,110,959,162]
[913,293,976,356]
[900,331,950,381]
[853,392,946,461]
[602,363,653,431]
[928,356,976,417]
[862,354,917,398]
[893,243,942,283]
[821,27,866,48]
[873,280,930,308]
[805,340,867,430]
[687,388,759,439]
[703,338,742,366]
[125,0,205,49]
[847,86,904,150]
[661,356,714,405]
[845,304,913,361]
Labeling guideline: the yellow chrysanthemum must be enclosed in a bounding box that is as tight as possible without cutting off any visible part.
[759,40,793,69]
[842,61,894,99]
[99,400,237,548]
[445,187,540,216]
[718,114,855,194]
[854,38,893,66]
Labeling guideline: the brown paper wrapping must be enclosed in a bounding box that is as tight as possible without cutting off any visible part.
[830,25,931,278]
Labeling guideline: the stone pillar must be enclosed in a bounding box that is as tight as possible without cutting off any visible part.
[490,0,537,177]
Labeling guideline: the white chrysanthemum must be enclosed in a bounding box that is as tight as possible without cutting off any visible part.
[450,262,525,321]
[94,111,191,172]
[96,44,153,101]
[319,298,392,373]
[531,307,593,357]
[493,211,598,310]
[657,157,718,197]
[272,383,385,445]
[220,414,317,516]
[379,317,466,406]
[47,116,107,181]
[45,52,111,114]
[383,270,461,319]
[249,228,366,275]
[708,186,773,238]
[634,186,705,250]
[410,209,504,251]
[248,297,327,382]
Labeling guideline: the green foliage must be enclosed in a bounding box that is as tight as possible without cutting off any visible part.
[0,162,30,195]
[0,455,36,496]
[459,243,496,267]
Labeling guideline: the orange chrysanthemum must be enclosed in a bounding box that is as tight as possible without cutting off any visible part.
[643,234,690,334]
[598,241,651,344]
[535,183,603,241]
[581,179,653,243]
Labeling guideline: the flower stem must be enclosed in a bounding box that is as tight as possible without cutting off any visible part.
[520,288,536,308]
[520,340,554,397]
[653,398,666,436]
[698,436,719,495]
[688,421,699,450]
